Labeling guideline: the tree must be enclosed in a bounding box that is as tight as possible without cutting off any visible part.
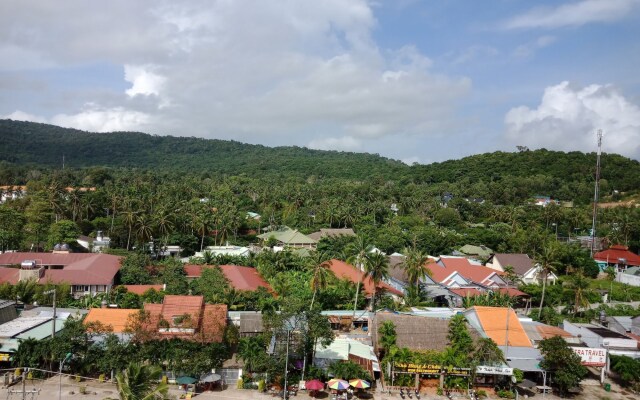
[538,336,587,396]
[47,219,81,249]
[402,248,432,300]
[307,251,332,310]
[116,363,168,400]
[363,251,389,313]
[566,269,591,313]
[238,336,268,373]
[346,236,373,318]
[119,254,153,285]
[189,266,229,303]
[535,240,562,319]
[446,314,474,365]
[378,320,397,359]
[160,258,188,295]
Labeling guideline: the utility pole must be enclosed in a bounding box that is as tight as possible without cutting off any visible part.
[590,130,603,256]
[45,289,57,338]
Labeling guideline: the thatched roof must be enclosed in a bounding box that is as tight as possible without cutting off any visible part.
[371,312,479,352]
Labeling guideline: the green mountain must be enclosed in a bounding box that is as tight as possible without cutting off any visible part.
[1,119,639,196]
[0,119,405,179]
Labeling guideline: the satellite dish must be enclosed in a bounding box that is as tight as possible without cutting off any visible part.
[511,376,517,384]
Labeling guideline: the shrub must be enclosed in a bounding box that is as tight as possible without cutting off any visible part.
[497,389,515,399]
[477,389,487,398]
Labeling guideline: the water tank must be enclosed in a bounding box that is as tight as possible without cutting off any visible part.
[21,260,36,269]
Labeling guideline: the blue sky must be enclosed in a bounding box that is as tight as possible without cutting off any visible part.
[1,0,639,163]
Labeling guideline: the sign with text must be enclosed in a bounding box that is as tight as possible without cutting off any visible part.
[571,347,606,366]
[394,362,441,374]
[476,365,513,376]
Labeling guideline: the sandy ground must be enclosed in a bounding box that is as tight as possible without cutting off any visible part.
[2,376,637,400]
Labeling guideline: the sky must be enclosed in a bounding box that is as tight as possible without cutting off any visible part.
[1,0,639,164]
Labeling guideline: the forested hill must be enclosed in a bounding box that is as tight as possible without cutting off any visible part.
[1,119,640,195]
[0,119,406,179]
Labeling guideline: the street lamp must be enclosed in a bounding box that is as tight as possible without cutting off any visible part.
[59,352,72,400]
[551,223,558,240]
[44,289,57,338]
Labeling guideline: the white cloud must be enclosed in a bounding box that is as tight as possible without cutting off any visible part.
[0,1,471,153]
[504,0,640,29]
[512,35,556,59]
[504,81,640,157]
[2,110,47,123]
[124,65,166,97]
[308,136,361,151]
[51,106,151,132]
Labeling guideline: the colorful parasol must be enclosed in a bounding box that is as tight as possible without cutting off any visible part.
[327,378,350,390]
[305,379,325,391]
[349,379,371,389]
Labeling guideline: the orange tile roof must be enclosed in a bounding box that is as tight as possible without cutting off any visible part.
[536,324,573,339]
[328,259,403,297]
[122,284,164,295]
[84,308,139,333]
[142,295,226,342]
[471,306,532,347]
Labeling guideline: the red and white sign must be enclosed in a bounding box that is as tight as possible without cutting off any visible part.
[572,347,607,366]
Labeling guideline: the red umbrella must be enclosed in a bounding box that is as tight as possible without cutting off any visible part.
[306,379,325,391]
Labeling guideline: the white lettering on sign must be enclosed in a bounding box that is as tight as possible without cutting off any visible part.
[476,365,513,376]
[571,347,607,366]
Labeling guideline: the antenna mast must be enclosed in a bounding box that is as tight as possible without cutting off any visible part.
[590,130,603,256]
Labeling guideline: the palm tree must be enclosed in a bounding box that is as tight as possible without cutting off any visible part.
[364,251,390,313]
[567,270,591,313]
[536,241,562,319]
[402,248,432,293]
[307,251,332,310]
[116,363,168,400]
[346,236,373,319]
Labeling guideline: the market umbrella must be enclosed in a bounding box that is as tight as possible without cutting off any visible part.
[305,379,325,391]
[349,379,370,389]
[199,373,222,383]
[327,379,349,390]
[518,379,537,389]
[176,376,198,385]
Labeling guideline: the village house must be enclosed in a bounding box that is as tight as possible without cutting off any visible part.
[0,252,122,298]
[486,253,558,285]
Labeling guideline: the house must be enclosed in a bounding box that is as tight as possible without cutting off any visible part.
[142,295,227,342]
[257,226,316,249]
[533,196,558,207]
[184,264,272,292]
[0,185,26,203]
[520,319,580,347]
[562,320,640,359]
[308,228,356,241]
[314,338,380,378]
[77,231,111,253]
[227,311,264,337]
[0,300,17,325]
[594,245,640,272]
[486,253,558,285]
[84,308,139,333]
[121,284,165,295]
[327,259,404,299]
[464,306,532,348]
[0,252,122,298]
[0,307,86,354]
[372,312,479,353]
[185,245,251,262]
[618,267,640,287]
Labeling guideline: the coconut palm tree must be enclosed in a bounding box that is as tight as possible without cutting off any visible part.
[364,251,390,313]
[346,236,373,319]
[116,363,168,400]
[402,248,432,292]
[536,241,562,319]
[307,251,332,310]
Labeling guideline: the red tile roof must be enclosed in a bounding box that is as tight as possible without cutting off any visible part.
[0,252,121,285]
[184,264,272,292]
[143,295,226,342]
[0,267,19,284]
[327,259,403,297]
[436,257,502,286]
[122,285,164,295]
[594,245,640,266]
[450,288,483,297]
